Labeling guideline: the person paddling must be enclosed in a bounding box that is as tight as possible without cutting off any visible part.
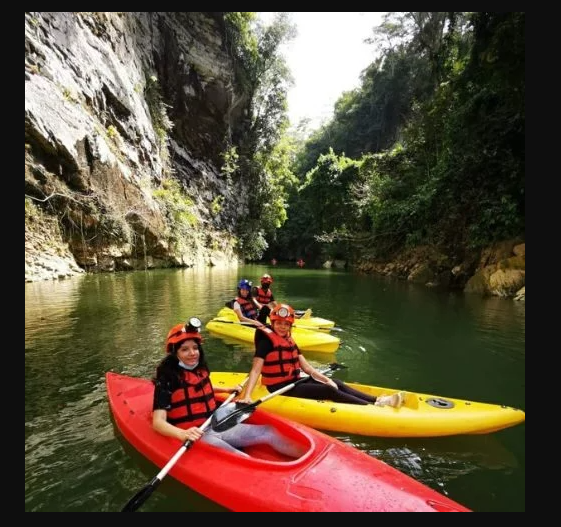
[151,317,305,458]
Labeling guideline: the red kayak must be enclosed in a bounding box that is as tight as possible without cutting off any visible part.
[106,372,470,512]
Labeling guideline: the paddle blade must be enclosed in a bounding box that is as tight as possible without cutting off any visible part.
[121,476,160,512]
[211,402,255,432]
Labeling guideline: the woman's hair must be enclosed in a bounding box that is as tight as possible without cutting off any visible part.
[153,341,209,389]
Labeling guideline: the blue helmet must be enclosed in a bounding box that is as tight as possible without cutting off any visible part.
[238,279,252,291]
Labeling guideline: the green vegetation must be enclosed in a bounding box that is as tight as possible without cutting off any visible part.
[145,75,174,173]
[220,145,239,183]
[211,196,224,215]
[25,197,40,221]
[223,13,298,260]
[152,178,197,253]
[106,125,119,140]
[268,12,524,263]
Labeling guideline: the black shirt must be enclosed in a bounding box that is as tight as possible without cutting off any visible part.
[152,378,174,411]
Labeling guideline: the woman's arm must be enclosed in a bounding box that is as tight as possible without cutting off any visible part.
[214,385,243,395]
[251,287,264,310]
[233,303,264,327]
[298,355,338,389]
[238,357,265,403]
[152,409,203,442]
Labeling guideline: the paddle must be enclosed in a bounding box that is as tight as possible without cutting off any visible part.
[210,363,347,433]
[121,377,248,512]
[297,324,344,332]
[212,319,344,332]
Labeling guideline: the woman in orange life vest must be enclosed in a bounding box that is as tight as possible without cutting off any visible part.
[239,305,405,408]
[231,279,265,328]
[152,318,305,458]
[252,274,277,324]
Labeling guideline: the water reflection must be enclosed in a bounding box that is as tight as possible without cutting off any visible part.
[335,431,523,511]
[114,428,228,512]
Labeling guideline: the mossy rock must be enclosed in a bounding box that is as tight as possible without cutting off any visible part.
[497,255,525,271]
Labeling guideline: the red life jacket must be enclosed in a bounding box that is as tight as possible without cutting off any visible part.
[255,287,273,305]
[236,296,258,319]
[257,327,300,386]
[167,369,217,428]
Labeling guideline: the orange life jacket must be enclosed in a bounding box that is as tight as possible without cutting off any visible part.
[255,287,273,305]
[257,327,300,386]
[236,296,258,319]
[167,369,216,428]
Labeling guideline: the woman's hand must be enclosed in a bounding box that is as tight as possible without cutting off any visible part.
[230,384,243,394]
[238,395,253,404]
[311,371,338,389]
[180,426,203,442]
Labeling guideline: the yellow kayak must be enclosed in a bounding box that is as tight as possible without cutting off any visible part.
[207,310,340,354]
[210,371,526,438]
[292,309,336,331]
[216,307,336,332]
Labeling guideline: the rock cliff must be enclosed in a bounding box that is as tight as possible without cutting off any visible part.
[25,12,249,281]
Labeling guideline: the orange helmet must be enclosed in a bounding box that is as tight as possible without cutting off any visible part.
[261,274,273,284]
[165,317,203,353]
[269,303,295,325]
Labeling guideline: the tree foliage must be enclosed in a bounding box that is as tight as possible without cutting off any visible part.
[271,12,524,263]
[224,13,298,259]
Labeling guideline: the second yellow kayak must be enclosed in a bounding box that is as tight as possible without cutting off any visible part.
[210,371,526,438]
[216,307,336,331]
[207,309,340,354]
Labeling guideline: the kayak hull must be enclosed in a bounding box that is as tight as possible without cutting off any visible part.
[295,316,335,331]
[291,310,336,330]
[207,309,340,354]
[106,372,470,512]
[210,372,526,438]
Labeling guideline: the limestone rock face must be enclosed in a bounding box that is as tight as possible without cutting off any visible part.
[25,12,246,281]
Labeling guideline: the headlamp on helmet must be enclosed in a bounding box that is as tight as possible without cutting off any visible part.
[165,317,203,353]
[270,303,295,324]
[186,317,202,332]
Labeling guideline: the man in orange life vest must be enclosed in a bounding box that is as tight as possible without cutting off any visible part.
[252,274,277,324]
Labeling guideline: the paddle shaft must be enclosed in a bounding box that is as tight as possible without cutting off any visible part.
[121,377,248,512]
[297,324,343,332]
[153,414,213,481]
[211,364,342,432]
[249,376,312,405]
[212,318,342,332]
[251,366,339,407]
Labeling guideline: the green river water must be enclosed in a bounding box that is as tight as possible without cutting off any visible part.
[25,265,525,511]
